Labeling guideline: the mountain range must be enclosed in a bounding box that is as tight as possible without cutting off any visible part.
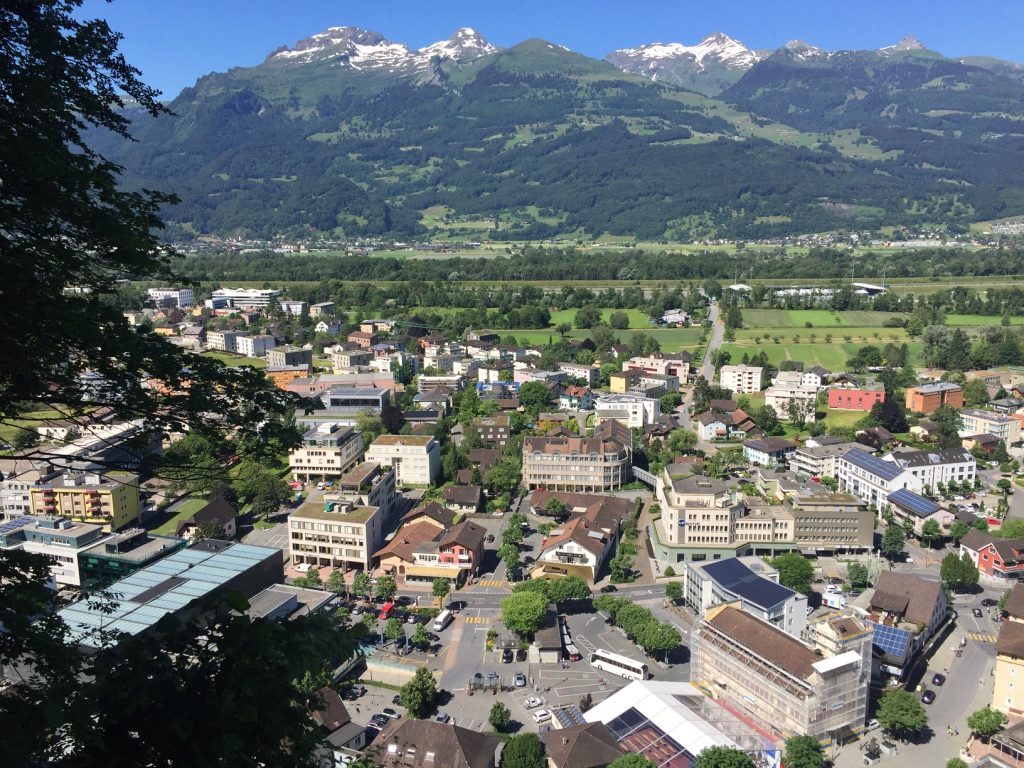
[91,25,1024,242]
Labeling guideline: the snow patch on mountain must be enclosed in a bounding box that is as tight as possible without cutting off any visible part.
[879,36,927,53]
[419,27,497,60]
[611,33,762,73]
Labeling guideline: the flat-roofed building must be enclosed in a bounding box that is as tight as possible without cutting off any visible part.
[208,287,281,310]
[78,528,185,590]
[147,287,194,308]
[289,498,385,573]
[790,441,860,479]
[522,422,632,493]
[323,387,390,412]
[593,394,660,429]
[0,515,106,587]
[960,409,1021,445]
[326,462,397,520]
[720,365,764,394]
[206,330,243,353]
[365,434,440,486]
[906,382,964,415]
[331,348,373,370]
[693,605,868,741]
[266,346,313,369]
[29,471,141,531]
[288,423,364,483]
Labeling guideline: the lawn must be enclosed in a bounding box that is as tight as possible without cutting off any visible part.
[150,497,208,536]
[512,326,703,352]
[0,407,72,447]
[947,314,1024,327]
[734,327,911,343]
[722,339,923,370]
[740,309,906,328]
[548,308,654,330]
[199,350,268,369]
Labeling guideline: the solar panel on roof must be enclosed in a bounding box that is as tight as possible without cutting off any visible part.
[844,449,903,481]
[869,622,910,659]
[0,517,33,535]
[888,489,940,518]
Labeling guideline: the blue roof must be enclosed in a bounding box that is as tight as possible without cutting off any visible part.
[702,557,796,611]
[0,516,33,536]
[888,489,941,518]
[869,621,911,660]
[842,448,904,482]
[56,541,279,647]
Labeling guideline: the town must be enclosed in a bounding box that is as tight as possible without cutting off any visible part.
[8,278,1024,768]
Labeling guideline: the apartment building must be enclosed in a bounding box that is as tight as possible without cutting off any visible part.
[365,434,441,486]
[763,384,817,421]
[558,362,600,387]
[289,498,384,573]
[719,365,764,394]
[866,571,948,680]
[836,447,920,511]
[417,374,464,393]
[827,387,885,411]
[789,491,874,552]
[322,387,390,411]
[623,353,692,381]
[288,424,364,483]
[743,437,797,468]
[206,330,243,353]
[693,606,868,742]
[960,409,1022,445]
[375,517,487,584]
[347,330,379,349]
[685,556,807,638]
[267,346,313,369]
[147,287,194,308]
[593,394,660,428]
[331,348,374,370]
[522,422,632,493]
[994,584,1024,717]
[237,334,276,358]
[309,301,335,318]
[789,442,860,479]
[473,413,511,447]
[0,515,106,587]
[960,529,1024,581]
[279,300,307,317]
[29,471,141,531]
[906,382,965,415]
[208,287,281,310]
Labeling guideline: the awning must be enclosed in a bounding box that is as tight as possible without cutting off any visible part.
[406,564,466,579]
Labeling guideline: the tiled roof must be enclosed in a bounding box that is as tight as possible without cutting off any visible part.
[871,571,943,626]
[706,606,818,680]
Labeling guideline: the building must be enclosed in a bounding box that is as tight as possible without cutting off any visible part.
[692,605,868,741]
[206,330,243,353]
[866,571,948,680]
[884,447,976,491]
[266,346,313,369]
[473,414,510,447]
[827,387,885,411]
[764,384,817,421]
[719,365,764,394]
[308,301,335,318]
[559,386,595,411]
[288,424,364,483]
[960,409,1021,445]
[236,334,276,358]
[29,471,141,531]
[278,300,307,317]
[886,488,955,537]
[694,408,762,441]
[0,515,106,587]
[743,437,797,468]
[332,348,373,370]
[522,423,632,493]
[790,490,874,552]
[542,722,623,768]
[365,434,441,486]
[836,448,920,511]
[583,680,783,768]
[322,387,390,412]
[623,354,692,381]
[558,362,600,387]
[1,467,61,520]
[994,584,1024,716]
[802,611,874,678]
[173,496,238,541]
[78,528,186,590]
[441,485,482,515]
[347,330,379,349]
[326,462,397,520]
[375,517,487,584]
[147,287,194,308]
[790,442,860,479]
[960,529,1024,581]
[532,503,622,584]
[593,394,659,429]
[207,287,281,310]
[289,498,385,573]
[906,382,965,415]
[374,719,500,768]
[418,374,464,393]
[57,540,283,647]
[686,556,807,638]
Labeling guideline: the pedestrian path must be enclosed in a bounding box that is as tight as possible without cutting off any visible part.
[967,631,997,643]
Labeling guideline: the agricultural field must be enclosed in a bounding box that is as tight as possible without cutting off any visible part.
[547,308,654,329]
[720,341,924,370]
[946,314,1024,326]
[741,309,907,328]
[512,326,703,352]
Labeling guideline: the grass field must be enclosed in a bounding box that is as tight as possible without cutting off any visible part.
[721,341,924,370]
[199,350,268,369]
[0,408,70,447]
[741,309,908,328]
[947,314,1024,326]
[149,497,207,536]
[548,308,654,329]
[512,327,703,351]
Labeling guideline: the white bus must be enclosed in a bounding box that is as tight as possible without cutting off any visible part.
[432,609,453,632]
[590,649,649,680]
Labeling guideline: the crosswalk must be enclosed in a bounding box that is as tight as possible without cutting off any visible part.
[475,579,505,588]
[968,631,997,643]
[464,615,495,625]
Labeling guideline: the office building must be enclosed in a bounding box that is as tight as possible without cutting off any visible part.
[78,528,186,590]
[206,330,243,353]
[289,499,385,573]
[906,382,964,415]
[207,287,281,310]
[0,515,105,587]
[593,394,660,429]
[266,346,313,369]
[365,434,441,486]
[147,287,194,308]
[522,422,632,493]
[236,334,276,358]
[288,424,364,483]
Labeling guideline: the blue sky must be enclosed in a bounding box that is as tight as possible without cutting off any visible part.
[80,0,1024,98]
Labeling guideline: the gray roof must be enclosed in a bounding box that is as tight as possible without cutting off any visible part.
[840,447,904,482]
[887,448,974,469]
[701,558,797,612]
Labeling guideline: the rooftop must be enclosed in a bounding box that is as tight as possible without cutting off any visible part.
[291,500,377,524]
[371,434,436,447]
[840,447,904,481]
[700,558,797,612]
[705,606,819,680]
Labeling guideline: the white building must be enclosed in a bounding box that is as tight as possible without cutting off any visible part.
[279,300,307,317]
[0,516,107,587]
[206,330,243,353]
[364,435,440,486]
[288,424,364,483]
[207,287,281,310]
[685,556,807,638]
[593,394,660,428]
[719,365,764,394]
[883,447,976,491]
[959,409,1021,445]
[147,287,194,308]
[790,442,860,479]
[764,384,818,421]
[236,334,276,358]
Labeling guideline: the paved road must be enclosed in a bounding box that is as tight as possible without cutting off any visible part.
[678,301,723,455]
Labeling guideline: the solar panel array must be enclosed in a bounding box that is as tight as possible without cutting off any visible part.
[843,449,903,481]
[0,516,33,537]
[702,558,795,611]
[887,489,940,519]
[57,542,278,647]
[869,621,910,659]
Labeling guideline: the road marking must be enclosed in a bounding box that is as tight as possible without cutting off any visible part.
[968,631,997,643]
[476,579,504,587]
[465,615,494,624]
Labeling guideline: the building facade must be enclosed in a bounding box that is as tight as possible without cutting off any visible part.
[522,424,632,493]
[720,365,764,394]
[29,471,141,531]
[959,409,1021,445]
[288,424,364,483]
[827,388,885,411]
[147,287,194,308]
[365,435,441,486]
[906,382,965,415]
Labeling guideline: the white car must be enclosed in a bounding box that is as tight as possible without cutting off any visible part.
[532,709,552,724]
[524,696,543,709]
[825,585,843,595]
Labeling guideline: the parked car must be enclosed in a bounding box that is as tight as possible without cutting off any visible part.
[514,672,527,687]
[392,694,402,706]
[921,690,936,705]
[435,712,450,724]
[502,648,514,664]
[406,613,419,625]
[982,598,998,607]
[932,673,946,687]
[516,648,527,662]
[485,534,495,543]
[370,714,390,729]
[866,718,880,731]
[383,708,401,720]
[600,585,618,593]
[524,696,543,709]
[973,608,985,618]
[533,709,552,724]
